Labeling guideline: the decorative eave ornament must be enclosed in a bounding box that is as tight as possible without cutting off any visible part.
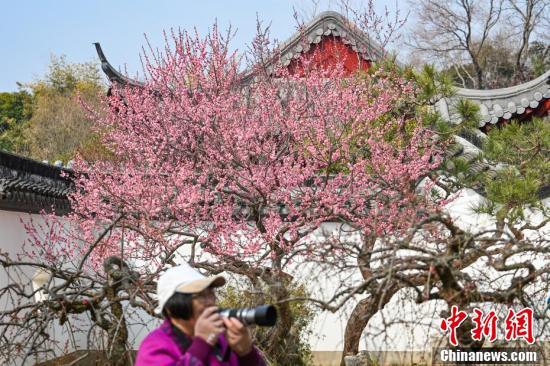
[94,43,144,89]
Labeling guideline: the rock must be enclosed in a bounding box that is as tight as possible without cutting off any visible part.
[344,351,374,366]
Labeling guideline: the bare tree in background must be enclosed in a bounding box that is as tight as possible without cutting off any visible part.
[407,0,549,88]
[506,0,550,81]
[408,0,503,89]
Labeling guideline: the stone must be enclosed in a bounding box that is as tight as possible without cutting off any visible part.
[344,351,374,366]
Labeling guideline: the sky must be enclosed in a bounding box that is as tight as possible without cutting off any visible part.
[0,0,408,92]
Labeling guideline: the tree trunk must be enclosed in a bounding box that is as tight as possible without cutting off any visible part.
[106,289,131,366]
[259,271,305,365]
[455,316,483,350]
[103,257,132,366]
[340,285,398,366]
[267,298,296,364]
[473,60,484,89]
[340,297,378,366]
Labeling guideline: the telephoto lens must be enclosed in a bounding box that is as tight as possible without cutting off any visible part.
[218,304,277,326]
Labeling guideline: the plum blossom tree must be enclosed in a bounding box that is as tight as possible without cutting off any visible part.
[0,25,442,365]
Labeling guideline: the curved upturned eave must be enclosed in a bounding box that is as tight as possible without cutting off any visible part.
[437,70,550,128]
[450,69,550,126]
[94,43,145,88]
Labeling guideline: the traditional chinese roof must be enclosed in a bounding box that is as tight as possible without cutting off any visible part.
[0,150,72,215]
[273,11,384,67]
[436,70,550,128]
[95,11,549,129]
[95,11,386,87]
[95,9,550,126]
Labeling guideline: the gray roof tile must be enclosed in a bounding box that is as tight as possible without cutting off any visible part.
[439,70,550,127]
[0,150,72,214]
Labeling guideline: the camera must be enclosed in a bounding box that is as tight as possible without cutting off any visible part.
[218,304,277,327]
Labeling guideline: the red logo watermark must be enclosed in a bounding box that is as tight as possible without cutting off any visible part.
[440,306,535,346]
[504,308,535,344]
[440,305,468,346]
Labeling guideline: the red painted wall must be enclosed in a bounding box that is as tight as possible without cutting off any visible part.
[287,36,371,76]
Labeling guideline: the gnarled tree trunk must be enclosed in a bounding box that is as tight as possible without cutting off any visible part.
[340,285,399,366]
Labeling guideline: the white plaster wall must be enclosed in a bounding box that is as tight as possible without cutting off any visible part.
[2,187,547,359]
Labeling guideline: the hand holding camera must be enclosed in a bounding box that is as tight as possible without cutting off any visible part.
[194,306,225,346]
[195,304,277,349]
[223,317,253,357]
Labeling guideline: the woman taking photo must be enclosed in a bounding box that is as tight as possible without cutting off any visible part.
[136,264,266,366]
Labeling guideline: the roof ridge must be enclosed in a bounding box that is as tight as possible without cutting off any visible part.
[274,10,386,67]
[455,69,550,99]
[0,150,72,179]
[96,11,387,87]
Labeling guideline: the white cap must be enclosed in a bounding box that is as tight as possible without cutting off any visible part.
[155,263,226,314]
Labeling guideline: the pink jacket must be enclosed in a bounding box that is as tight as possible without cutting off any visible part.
[136,320,266,366]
